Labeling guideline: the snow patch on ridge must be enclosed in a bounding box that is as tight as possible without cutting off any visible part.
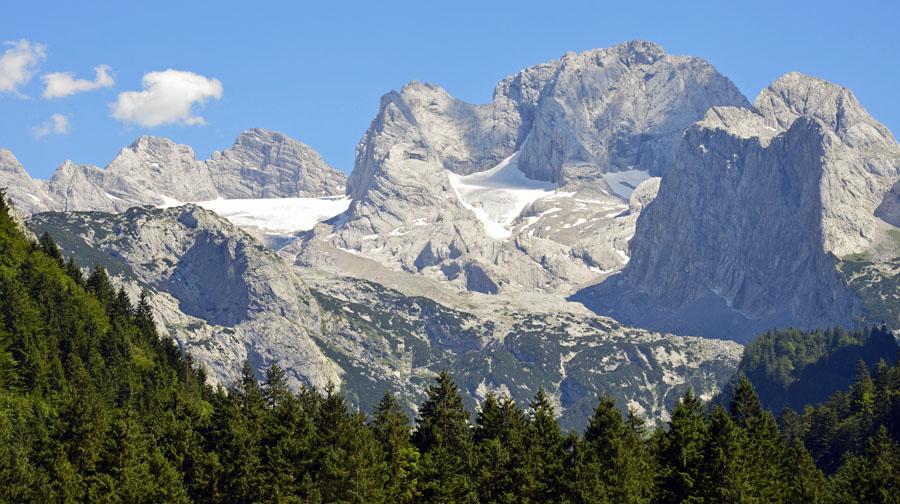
[447,152,557,239]
[163,196,351,235]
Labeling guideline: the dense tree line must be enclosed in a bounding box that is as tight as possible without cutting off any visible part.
[732,325,898,412]
[0,193,898,503]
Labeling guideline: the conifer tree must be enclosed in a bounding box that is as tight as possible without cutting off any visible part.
[658,389,708,503]
[259,364,314,501]
[38,232,62,264]
[783,440,827,504]
[851,359,876,419]
[576,396,652,503]
[522,387,566,503]
[473,392,528,503]
[830,426,900,504]
[413,371,476,503]
[700,406,747,502]
[371,392,419,503]
[729,376,788,502]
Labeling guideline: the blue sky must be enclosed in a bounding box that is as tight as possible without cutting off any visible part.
[2,0,898,178]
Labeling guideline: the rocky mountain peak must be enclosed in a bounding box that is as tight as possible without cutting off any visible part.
[0,148,27,176]
[2,126,347,215]
[0,148,57,214]
[321,41,756,297]
[515,41,750,184]
[122,135,197,163]
[755,72,896,149]
[207,128,346,198]
[589,39,668,65]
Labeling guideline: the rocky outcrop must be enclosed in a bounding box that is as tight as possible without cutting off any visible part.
[574,73,900,342]
[0,149,57,214]
[876,179,900,227]
[206,128,346,198]
[755,73,900,256]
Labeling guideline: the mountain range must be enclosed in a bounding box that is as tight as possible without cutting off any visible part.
[4,40,898,426]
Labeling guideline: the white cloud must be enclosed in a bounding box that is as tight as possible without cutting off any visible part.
[0,39,46,95]
[31,113,71,139]
[42,64,115,98]
[110,69,223,127]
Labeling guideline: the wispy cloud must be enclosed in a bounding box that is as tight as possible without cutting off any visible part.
[43,65,115,98]
[0,39,46,96]
[110,69,223,127]
[32,113,71,139]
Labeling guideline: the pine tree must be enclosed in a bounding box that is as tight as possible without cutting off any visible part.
[729,376,788,502]
[521,388,565,503]
[314,382,384,503]
[0,319,17,389]
[214,361,265,503]
[473,392,528,503]
[413,371,476,503]
[700,406,747,502]
[783,440,827,504]
[64,256,84,284]
[658,389,708,503]
[86,266,116,310]
[576,396,652,504]
[370,392,419,503]
[258,364,315,501]
[38,232,62,264]
[624,407,656,501]
[830,426,900,503]
[851,359,876,419]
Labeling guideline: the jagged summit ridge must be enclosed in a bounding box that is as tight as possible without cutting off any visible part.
[1,128,347,215]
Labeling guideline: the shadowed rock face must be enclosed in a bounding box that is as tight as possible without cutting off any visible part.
[167,231,251,327]
[574,73,900,342]
[877,179,900,227]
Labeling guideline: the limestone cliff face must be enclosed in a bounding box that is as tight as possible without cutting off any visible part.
[877,179,900,227]
[517,41,749,184]
[206,128,346,198]
[574,73,900,342]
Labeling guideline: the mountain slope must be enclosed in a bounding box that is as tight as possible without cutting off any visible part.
[29,206,341,390]
[574,73,900,341]
[31,206,742,429]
